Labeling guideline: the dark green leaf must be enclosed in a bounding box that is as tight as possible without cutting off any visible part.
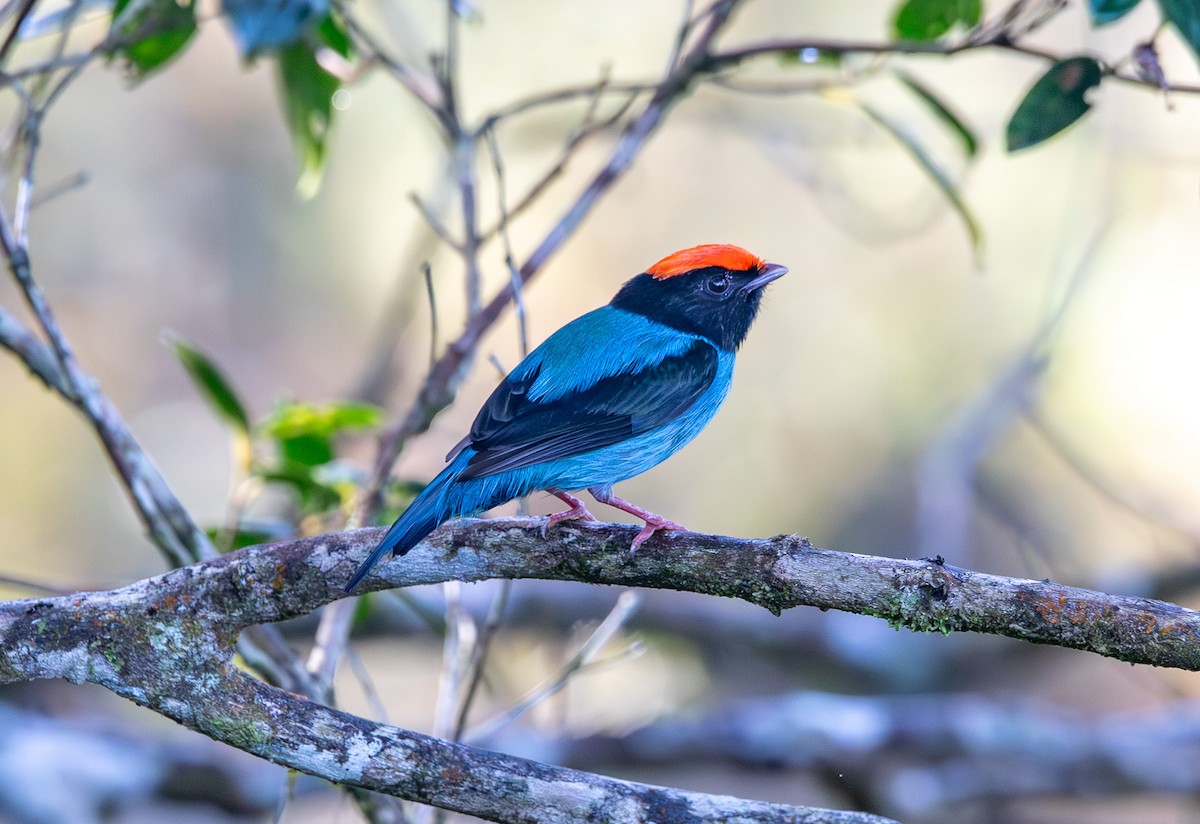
[279,433,333,467]
[1090,0,1142,24]
[859,102,983,267]
[171,337,251,435]
[277,40,338,197]
[1159,0,1200,64]
[351,591,374,628]
[205,525,280,551]
[258,467,342,511]
[893,0,981,41]
[221,0,327,56]
[108,0,197,78]
[316,11,352,57]
[1006,57,1103,152]
[895,71,978,158]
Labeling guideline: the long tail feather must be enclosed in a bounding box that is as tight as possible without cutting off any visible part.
[344,454,469,592]
[343,498,445,592]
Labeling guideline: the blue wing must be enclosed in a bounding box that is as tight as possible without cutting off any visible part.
[453,307,716,480]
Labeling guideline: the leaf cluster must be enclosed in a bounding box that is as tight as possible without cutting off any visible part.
[171,338,388,548]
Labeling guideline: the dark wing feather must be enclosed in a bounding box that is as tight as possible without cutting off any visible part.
[458,340,717,480]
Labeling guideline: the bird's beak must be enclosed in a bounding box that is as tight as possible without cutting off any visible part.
[742,262,788,294]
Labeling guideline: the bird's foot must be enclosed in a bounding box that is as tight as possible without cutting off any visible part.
[629,514,687,554]
[542,490,599,537]
[587,486,687,553]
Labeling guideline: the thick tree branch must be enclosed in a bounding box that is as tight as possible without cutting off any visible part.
[0,526,930,823]
[4,522,1198,818]
[517,691,1200,815]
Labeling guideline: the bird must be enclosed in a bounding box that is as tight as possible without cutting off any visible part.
[345,243,787,591]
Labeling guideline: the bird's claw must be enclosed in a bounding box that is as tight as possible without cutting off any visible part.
[541,500,599,537]
[628,516,687,554]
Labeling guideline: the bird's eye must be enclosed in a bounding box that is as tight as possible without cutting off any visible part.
[705,274,730,295]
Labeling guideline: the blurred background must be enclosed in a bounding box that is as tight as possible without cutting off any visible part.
[3,0,1200,821]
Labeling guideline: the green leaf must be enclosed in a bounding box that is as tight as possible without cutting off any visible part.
[1159,0,1200,64]
[273,14,352,197]
[278,41,337,197]
[1006,57,1103,152]
[261,400,382,440]
[205,525,280,551]
[892,0,981,41]
[895,71,978,158]
[351,591,374,628]
[859,101,983,267]
[315,11,352,57]
[279,432,333,467]
[171,337,251,435]
[1090,0,1142,24]
[258,467,341,511]
[108,0,197,78]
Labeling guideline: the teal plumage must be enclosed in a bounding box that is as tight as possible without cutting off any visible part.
[346,244,786,591]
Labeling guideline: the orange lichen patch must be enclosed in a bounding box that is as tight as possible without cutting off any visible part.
[1017,590,1079,626]
[646,243,764,279]
[272,562,287,592]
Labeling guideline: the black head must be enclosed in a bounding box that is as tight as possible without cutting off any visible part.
[610,244,788,351]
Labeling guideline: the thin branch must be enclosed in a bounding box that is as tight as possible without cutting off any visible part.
[421,260,438,368]
[523,690,1200,811]
[475,80,655,132]
[476,80,640,245]
[465,590,641,742]
[0,213,213,566]
[407,191,461,251]
[340,11,447,126]
[703,30,1200,96]
[0,0,36,66]
[0,303,68,393]
[664,0,696,76]
[482,126,526,356]
[451,578,510,740]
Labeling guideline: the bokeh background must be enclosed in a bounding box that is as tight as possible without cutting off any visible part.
[3,0,1200,822]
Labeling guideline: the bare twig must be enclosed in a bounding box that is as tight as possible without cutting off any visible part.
[421,261,437,367]
[407,192,461,251]
[451,578,510,740]
[465,590,642,742]
[341,11,447,124]
[476,79,640,245]
[0,0,37,66]
[0,209,213,566]
[0,303,67,393]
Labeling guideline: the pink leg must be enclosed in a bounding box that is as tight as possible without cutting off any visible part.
[542,490,599,536]
[588,486,687,553]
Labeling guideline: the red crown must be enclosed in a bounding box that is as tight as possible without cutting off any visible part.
[646,244,765,280]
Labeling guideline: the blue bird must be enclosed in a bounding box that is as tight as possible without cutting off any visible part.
[346,244,787,591]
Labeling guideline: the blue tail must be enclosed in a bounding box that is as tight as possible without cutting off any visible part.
[344,450,507,592]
